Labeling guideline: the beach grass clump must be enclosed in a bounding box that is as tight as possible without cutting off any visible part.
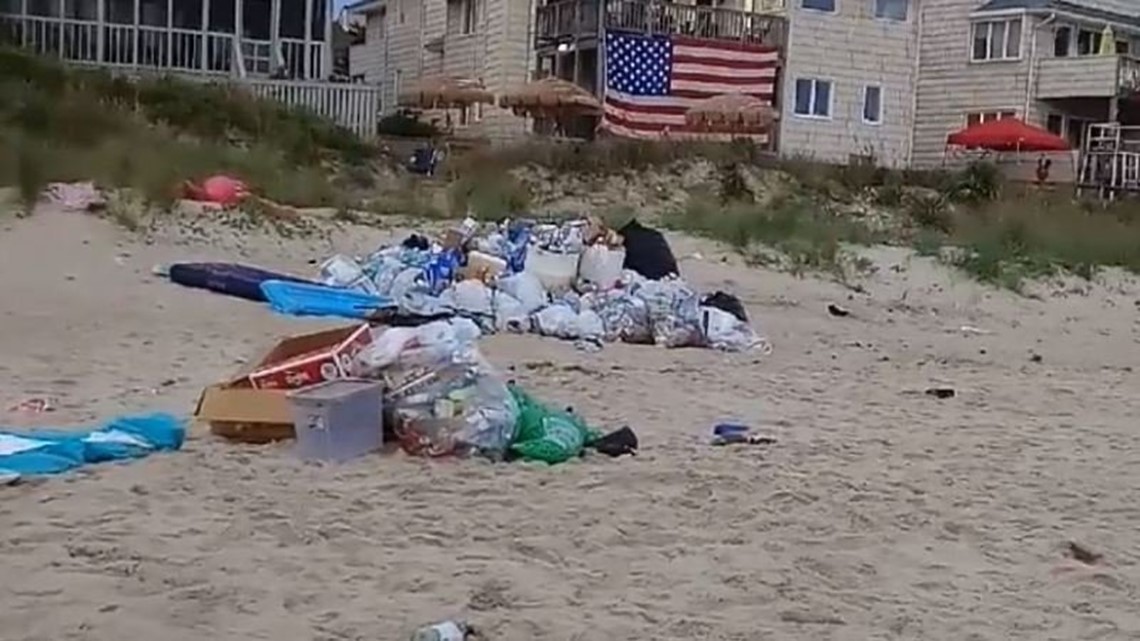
[0,47,376,209]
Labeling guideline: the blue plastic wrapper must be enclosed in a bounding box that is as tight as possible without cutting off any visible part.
[505,223,532,273]
[423,248,463,295]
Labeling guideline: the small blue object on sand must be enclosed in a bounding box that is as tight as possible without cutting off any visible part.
[0,413,185,480]
[261,280,396,320]
[710,423,775,446]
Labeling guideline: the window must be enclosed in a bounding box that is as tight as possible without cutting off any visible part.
[793,78,832,118]
[862,85,882,124]
[1053,26,1071,57]
[873,0,907,21]
[447,0,478,35]
[1077,29,1101,55]
[1067,117,1091,150]
[801,0,835,12]
[965,110,1016,127]
[1046,113,1064,135]
[1116,39,1130,55]
[971,19,1022,61]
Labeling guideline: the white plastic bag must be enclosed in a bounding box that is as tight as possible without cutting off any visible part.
[577,245,625,292]
[533,305,581,339]
[497,272,548,313]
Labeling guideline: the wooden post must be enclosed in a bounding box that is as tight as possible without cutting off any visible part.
[302,0,312,78]
[132,0,139,67]
[97,0,105,62]
[57,0,63,58]
[200,0,209,71]
[19,0,26,47]
[269,0,280,73]
[323,0,332,79]
[236,0,244,76]
[166,0,172,66]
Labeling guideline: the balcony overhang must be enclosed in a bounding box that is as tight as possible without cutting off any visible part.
[1037,55,1140,99]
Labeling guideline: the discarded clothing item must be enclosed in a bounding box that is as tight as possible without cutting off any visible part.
[620,219,679,280]
[183,175,249,206]
[41,181,105,212]
[0,413,185,478]
[169,262,312,302]
[701,291,748,323]
[591,426,638,457]
[261,280,396,319]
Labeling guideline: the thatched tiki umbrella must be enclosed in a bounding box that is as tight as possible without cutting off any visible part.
[499,77,602,136]
[397,76,493,133]
[397,76,494,109]
[684,93,778,134]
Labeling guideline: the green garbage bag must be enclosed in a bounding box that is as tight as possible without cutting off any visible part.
[508,385,591,464]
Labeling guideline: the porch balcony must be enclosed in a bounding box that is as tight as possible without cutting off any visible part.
[535,0,787,51]
[0,0,331,80]
[1037,54,1140,100]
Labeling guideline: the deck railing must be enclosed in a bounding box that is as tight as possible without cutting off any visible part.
[0,15,326,79]
[536,0,786,47]
[0,16,378,137]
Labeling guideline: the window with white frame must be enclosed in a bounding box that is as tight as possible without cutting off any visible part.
[793,78,832,118]
[971,19,1022,61]
[874,0,907,21]
[801,0,835,12]
[446,0,478,35]
[965,110,1016,127]
[862,85,882,124]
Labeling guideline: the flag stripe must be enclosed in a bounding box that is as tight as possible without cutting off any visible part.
[606,90,775,115]
[603,30,778,141]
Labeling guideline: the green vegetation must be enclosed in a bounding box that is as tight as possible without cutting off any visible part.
[0,47,376,208]
[2,46,1136,291]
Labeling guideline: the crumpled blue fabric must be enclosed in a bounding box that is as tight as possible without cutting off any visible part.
[0,413,185,479]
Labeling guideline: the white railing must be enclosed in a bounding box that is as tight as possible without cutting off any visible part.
[0,15,327,81]
[241,78,381,137]
[0,15,379,138]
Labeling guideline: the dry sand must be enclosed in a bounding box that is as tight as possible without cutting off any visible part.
[0,207,1138,641]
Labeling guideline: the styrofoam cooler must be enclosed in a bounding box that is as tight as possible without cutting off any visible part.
[287,379,384,462]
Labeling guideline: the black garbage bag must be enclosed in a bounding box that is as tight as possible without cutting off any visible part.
[620,219,679,280]
[701,291,748,323]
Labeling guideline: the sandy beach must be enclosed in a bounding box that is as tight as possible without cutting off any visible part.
[1,208,1138,641]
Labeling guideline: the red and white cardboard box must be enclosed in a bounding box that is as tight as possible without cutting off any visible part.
[247,323,373,390]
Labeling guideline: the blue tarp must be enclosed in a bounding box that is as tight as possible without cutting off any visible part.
[261,280,396,319]
[0,413,185,481]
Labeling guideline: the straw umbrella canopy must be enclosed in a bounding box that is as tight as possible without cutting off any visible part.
[397,76,494,109]
[498,77,603,117]
[684,93,778,132]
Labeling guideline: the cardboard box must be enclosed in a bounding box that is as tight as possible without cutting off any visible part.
[194,324,373,443]
[248,323,372,390]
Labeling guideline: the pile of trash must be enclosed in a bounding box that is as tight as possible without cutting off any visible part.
[316,217,771,354]
[355,317,603,463]
[196,315,624,465]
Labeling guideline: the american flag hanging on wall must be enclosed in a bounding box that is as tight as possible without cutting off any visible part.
[602,30,779,142]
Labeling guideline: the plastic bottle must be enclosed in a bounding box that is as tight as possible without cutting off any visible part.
[409,620,473,641]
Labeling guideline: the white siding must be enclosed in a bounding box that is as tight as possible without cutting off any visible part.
[348,13,388,87]
[779,0,919,168]
[349,0,532,141]
[910,1,1033,167]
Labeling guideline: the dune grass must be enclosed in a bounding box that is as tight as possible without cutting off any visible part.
[0,47,377,210]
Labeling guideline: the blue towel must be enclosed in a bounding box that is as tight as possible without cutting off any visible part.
[261,280,396,320]
[0,413,185,479]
